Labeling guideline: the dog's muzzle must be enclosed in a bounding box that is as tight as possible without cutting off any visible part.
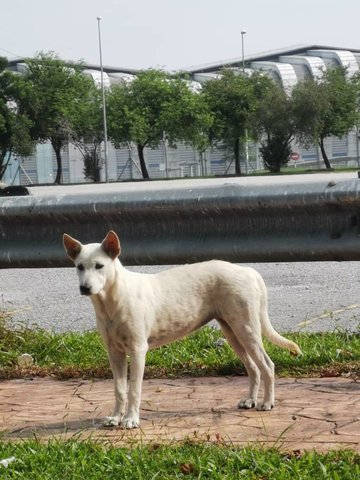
[80,285,91,296]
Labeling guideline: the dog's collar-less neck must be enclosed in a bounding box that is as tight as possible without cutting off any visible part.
[92,292,114,323]
[92,269,124,322]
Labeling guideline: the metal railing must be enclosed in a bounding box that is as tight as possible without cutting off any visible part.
[1,178,360,268]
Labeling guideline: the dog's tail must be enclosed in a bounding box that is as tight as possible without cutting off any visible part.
[262,315,302,356]
[259,277,302,356]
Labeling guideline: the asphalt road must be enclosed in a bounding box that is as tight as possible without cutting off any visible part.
[1,261,359,333]
[26,170,358,197]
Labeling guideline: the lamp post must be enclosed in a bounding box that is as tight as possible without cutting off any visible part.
[241,30,249,174]
[356,125,360,169]
[97,16,109,182]
[241,30,246,73]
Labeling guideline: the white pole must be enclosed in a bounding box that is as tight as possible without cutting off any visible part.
[162,131,168,178]
[356,126,360,169]
[97,16,109,182]
[241,30,246,73]
[241,30,249,174]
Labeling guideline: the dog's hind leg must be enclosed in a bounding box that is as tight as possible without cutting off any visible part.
[247,344,274,411]
[223,316,275,411]
[104,349,128,427]
[217,319,260,409]
[240,335,274,410]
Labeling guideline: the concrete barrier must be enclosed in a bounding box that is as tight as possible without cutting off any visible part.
[1,178,360,267]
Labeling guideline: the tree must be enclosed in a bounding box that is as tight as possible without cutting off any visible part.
[292,67,360,169]
[0,57,34,181]
[20,52,94,183]
[202,69,272,175]
[70,81,104,182]
[161,76,213,155]
[259,136,292,173]
[107,70,212,179]
[249,81,294,173]
[81,149,102,183]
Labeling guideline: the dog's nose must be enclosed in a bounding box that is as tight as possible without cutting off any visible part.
[80,285,91,296]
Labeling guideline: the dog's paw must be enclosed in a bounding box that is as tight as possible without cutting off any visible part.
[238,398,256,409]
[256,401,274,411]
[103,415,121,427]
[121,416,140,429]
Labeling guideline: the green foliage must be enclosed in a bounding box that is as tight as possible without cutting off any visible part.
[203,69,273,175]
[81,149,102,182]
[107,70,212,178]
[71,81,104,182]
[0,316,107,373]
[20,52,94,183]
[292,67,360,169]
[0,312,359,379]
[0,57,34,180]
[162,76,213,153]
[0,439,358,479]
[250,82,294,173]
[260,136,292,173]
[2,55,360,182]
[3,55,360,182]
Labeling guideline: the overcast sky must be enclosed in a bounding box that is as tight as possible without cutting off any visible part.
[1,0,360,71]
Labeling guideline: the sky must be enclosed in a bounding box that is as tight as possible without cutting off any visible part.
[1,0,360,71]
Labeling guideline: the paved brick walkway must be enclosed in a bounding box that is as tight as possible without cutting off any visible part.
[1,376,359,452]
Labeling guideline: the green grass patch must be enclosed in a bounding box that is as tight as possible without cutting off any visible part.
[162,166,359,179]
[0,314,359,380]
[246,166,359,176]
[0,439,358,479]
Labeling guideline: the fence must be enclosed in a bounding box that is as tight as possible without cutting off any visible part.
[1,178,360,268]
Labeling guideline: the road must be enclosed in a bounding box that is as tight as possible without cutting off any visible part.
[25,171,358,197]
[1,261,359,333]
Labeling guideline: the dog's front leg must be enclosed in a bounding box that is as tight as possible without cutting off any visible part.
[104,349,128,427]
[121,348,147,429]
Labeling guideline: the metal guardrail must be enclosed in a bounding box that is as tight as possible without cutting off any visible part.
[1,178,360,268]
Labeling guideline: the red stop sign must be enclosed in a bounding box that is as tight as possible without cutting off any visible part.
[291,152,300,161]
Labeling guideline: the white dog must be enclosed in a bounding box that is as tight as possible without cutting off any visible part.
[63,231,301,429]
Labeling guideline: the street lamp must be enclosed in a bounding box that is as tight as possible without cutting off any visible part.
[241,30,246,73]
[241,30,249,174]
[356,125,360,169]
[97,16,109,182]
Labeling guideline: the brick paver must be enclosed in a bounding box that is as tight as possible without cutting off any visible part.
[1,376,359,452]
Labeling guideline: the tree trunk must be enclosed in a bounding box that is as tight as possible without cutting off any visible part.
[137,144,150,179]
[94,167,101,183]
[319,137,332,169]
[93,150,101,183]
[234,137,241,176]
[51,139,63,184]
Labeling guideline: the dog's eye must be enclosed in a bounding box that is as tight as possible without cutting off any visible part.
[95,263,104,270]
[77,264,84,271]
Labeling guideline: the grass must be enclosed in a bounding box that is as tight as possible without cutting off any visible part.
[171,166,360,178]
[0,438,359,479]
[242,166,359,177]
[0,313,359,380]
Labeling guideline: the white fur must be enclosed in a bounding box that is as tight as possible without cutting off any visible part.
[63,231,301,429]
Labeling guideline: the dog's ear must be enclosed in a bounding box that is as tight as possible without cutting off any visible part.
[101,231,121,259]
[63,233,82,261]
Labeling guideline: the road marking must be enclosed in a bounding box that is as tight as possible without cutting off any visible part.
[297,304,360,327]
